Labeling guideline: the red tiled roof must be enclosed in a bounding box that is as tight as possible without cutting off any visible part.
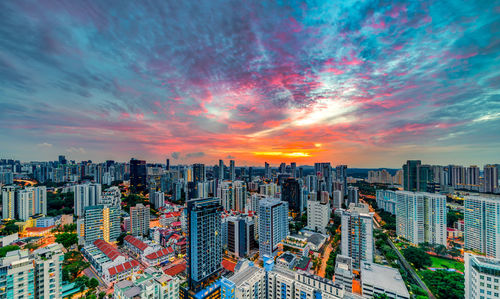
[164,211,181,218]
[222,259,236,272]
[108,260,140,276]
[145,247,174,260]
[124,235,149,251]
[171,221,181,227]
[93,239,124,261]
[164,262,186,276]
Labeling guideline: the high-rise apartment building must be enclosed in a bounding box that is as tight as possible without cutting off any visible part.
[153,191,165,210]
[229,160,235,181]
[465,253,500,299]
[81,205,121,244]
[290,162,296,178]
[33,243,64,299]
[466,165,480,186]
[218,160,224,180]
[395,191,447,246]
[307,195,330,234]
[347,186,359,206]
[464,196,500,258]
[186,198,223,293]
[2,185,16,220]
[74,183,101,217]
[130,203,150,237]
[220,263,266,299]
[281,178,301,214]
[403,160,420,191]
[336,164,347,195]
[484,164,499,193]
[193,163,206,184]
[258,197,289,258]
[17,186,47,221]
[226,215,257,258]
[0,250,34,299]
[341,203,374,269]
[264,162,270,179]
[130,158,147,191]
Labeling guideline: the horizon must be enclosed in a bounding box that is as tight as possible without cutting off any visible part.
[1,1,500,168]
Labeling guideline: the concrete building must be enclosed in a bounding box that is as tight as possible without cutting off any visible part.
[464,196,500,258]
[307,195,330,234]
[360,261,410,299]
[230,160,235,181]
[375,190,397,215]
[465,253,500,299]
[100,186,121,206]
[226,215,257,258]
[332,190,342,210]
[395,191,447,246]
[334,255,353,293]
[74,183,101,217]
[2,185,16,219]
[220,264,266,299]
[130,203,150,237]
[153,191,165,210]
[258,197,289,258]
[484,165,498,193]
[81,205,121,244]
[114,267,180,299]
[0,250,35,299]
[17,186,47,220]
[341,203,374,269]
[347,186,359,206]
[32,243,64,299]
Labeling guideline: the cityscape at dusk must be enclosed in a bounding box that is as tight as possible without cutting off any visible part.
[1,1,500,299]
[1,1,500,166]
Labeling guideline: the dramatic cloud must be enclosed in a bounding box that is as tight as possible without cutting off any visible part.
[0,0,499,167]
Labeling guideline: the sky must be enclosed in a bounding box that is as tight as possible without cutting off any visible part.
[1,1,499,167]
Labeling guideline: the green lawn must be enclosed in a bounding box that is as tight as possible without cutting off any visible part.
[429,256,464,272]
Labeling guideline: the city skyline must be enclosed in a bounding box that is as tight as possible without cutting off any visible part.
[1,1,500,167]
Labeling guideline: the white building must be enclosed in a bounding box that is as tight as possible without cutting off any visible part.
[0,250,34,298]
[220,264,267,299]
[464,196,500,258]
[114,267,179,299]
[341,203,374,269]
[33,243,64,299]
[74,183,101,217]
[376,189,397,215]
[332,190,342,209]
[152,191,165,210]
[360,261,410,299]
[2,185,16,219]
[465,253,500,299]
[307,196,330,234]
[100,186,121,206]
[395,191,447,246]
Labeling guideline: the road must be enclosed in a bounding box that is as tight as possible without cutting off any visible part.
[361,195,436,299]
[317,241,333,277]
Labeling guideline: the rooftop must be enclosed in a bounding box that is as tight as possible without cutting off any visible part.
[361,261,409,297]
[124,235,149,251]
[94,239,124,261]
[230,266,264,286]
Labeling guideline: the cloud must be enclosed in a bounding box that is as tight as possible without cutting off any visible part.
[185,152,205,158]
[36,142,53,148]
[171,152,180,159]
[66,147,86,154]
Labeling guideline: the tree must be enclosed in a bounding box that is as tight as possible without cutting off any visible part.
[88,278,99,289]
[98,291,106,299]
[55,233,78,249]
[0,245,20,257]
[75,276,89,291]
[1,220,19,235]
[447,210,463,227]
[403,246,431,269]
[421,270,464,299]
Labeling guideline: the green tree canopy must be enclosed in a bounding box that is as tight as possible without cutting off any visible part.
[403,246,432,269]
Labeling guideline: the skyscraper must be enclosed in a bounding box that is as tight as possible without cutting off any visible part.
[281,178,301,214]
[17,186,47,221]
[395,191,447,246]
[265,162,270,179]
[290,162,296,178]
[166,158,170,171]
[226,215,256,258]
[347,186,359,206]
[193,163,206,184]
[403,160,421,191]
[229,160,235,181]
[341,203,374,269]
[2,185,16,220]
[258,197,289,258]
[74,183,101,217]
[33,243,64,299]
[336,164,347,195]
[130,158,147,191]
[307,195,330,234]
[186,198,223,293]
[219,159,224,180]
[464,196,500,258]
[130,203,150,237]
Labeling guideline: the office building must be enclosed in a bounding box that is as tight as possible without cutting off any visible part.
[307,195,330,234]
[281,178,301,214]
[74,183,101,217]
[258,197,289,258]
[341,203,374,269]
[226,215,257,258]
[332,189,342,209]
[219,160,224,180]
[130,158,147,191]
[2,185,16,219]
[290,162,296,178]
[230,160,235,181]
[375,189,397,214]
[464,196,500,258]
[0,250,35,299]
[81,205,121,244]
[465,253,500,299]
[347,186,359,206]
[130,203,150,237]
[360,261,410,299]
[186,198,223,293]
[395,191,447,246]
[33,243,64,299]
[265,162,270,179]
[403,160,420,191]
[336,164,347,195]
[220,263,266,299]
[193,163,206,184]
[0,171,13,185]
